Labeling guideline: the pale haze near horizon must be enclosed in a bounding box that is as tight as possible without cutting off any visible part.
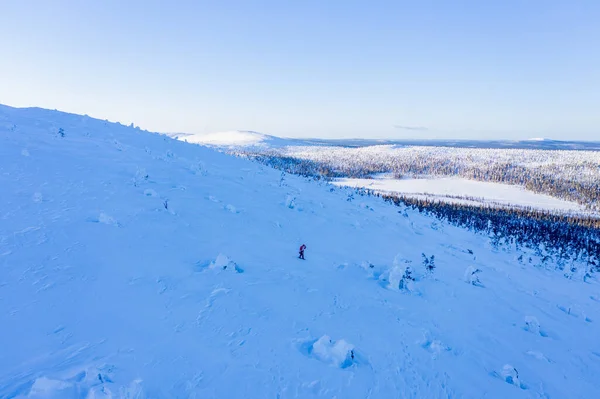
[1,0,599,140]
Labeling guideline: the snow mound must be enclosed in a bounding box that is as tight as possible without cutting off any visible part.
[310,335,355,368]
[97,212,119,226]
[500,364,524,388]
[464,265,483,285]
[209,253,244,273]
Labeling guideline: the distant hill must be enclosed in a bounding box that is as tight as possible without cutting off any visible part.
[298,138,600,150]
[170,130,600,151]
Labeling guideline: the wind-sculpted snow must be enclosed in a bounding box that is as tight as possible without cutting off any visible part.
[1,104,600,398]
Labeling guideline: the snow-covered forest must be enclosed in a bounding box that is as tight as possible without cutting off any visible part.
[239,145,600,211]
[382,193,600,277]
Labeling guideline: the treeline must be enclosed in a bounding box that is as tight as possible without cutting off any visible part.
[242,153,342,179]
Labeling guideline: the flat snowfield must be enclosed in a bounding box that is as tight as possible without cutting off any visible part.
[1,104,600,398]
[334,176,587,212]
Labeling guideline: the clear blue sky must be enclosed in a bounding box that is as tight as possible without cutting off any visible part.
[1,0,599,139]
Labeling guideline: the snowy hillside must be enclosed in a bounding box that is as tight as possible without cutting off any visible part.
[169,130,291,148]
[1,104,600,398]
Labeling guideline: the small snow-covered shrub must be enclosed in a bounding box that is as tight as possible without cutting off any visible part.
[210,254,244,273]
[360,261,376,271]
[191,161,207,176]
[386,265,404,290]
[386,265,415,291]
[132,167,149,187]
[360,261,385,281]
[279,171,286,187]
[464,266,482,285]
[384,254,417,291]
[311,335,355,368]
[285,195,296,209]
[523,316,540,334]
[419,331,450,359]
[422,253,435,273]
[500,364,522,388]
[399,267,415,290]
[98,212,119,226]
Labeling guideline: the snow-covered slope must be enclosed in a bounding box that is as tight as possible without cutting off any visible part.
[1,104,599,398]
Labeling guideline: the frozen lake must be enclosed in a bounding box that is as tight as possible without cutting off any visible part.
[334,176,587,213]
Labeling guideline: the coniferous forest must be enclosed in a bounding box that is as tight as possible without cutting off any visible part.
[239,145,600,211]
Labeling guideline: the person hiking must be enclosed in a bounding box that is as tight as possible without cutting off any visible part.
[299,244,307,260]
